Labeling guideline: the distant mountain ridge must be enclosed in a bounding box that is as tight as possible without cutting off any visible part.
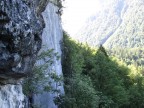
[74,0,144,49]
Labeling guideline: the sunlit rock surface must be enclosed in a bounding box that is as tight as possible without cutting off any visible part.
[33,3,64,108]
[0,84,25,108]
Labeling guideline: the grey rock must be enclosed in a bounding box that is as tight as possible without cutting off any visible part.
[33,3,64,108]
[0,0,44,82]
[0,84,25,108]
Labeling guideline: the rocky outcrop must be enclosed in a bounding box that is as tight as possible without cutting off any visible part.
[0,0,48,107]
[0,0,64,107]
[0,0,44,83]
[0,84,24,108]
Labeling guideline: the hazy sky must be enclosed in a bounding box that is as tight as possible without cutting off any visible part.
[62,0,102,36]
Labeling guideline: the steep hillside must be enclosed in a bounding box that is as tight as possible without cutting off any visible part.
[74,0,144,48]
[61,33,144,108]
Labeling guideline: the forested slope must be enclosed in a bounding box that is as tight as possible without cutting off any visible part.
[74,0,144,48]
[58,33,144,108]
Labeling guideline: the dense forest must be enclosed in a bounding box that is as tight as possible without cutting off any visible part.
[55,1,144,107]
[56,32,144,108]
[108,48,144,67]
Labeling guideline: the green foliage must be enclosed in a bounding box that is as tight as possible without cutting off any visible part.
[23,49,63,97]
[83,45,130,107]
[59,32,99,108]
[60,32,144,108]
[108,47,144,67]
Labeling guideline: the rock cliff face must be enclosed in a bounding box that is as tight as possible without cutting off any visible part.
[33,2,64,108]
[0,0,63,107]
[0,85,24,108]
[0,0,43,83]
[0,0,44,107]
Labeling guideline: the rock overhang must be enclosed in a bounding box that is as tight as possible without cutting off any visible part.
[0,0,46,83]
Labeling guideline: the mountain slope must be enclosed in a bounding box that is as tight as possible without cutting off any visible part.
[74,0,144,49]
